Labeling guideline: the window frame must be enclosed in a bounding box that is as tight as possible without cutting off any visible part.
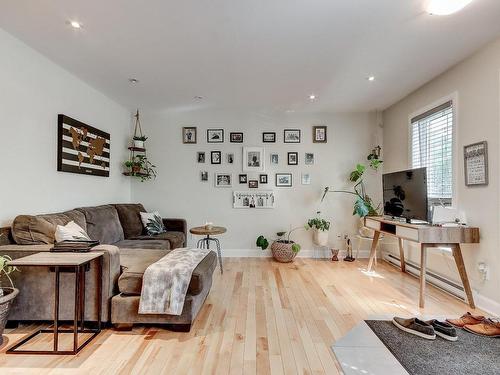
[407,93,459,208]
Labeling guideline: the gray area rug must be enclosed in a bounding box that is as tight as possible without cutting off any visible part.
[366,320,500,375]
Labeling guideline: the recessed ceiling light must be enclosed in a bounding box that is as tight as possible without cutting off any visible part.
[285,109,295,113]
[309,94,316,100]
[69,21,82,29]
[128,78,139,84]
[367,76,376,82]
[194,96,203,100]
[427,0,474,15]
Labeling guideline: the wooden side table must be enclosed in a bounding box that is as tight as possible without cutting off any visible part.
[7,252,103,355]
[190,226,226,274]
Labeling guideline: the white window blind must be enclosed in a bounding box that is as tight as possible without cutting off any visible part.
[411,101,453,203]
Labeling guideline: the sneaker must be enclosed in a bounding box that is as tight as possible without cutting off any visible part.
[446,312,485,328]
[464,319,500,337]
[426,319,458,341]
[392,317,436,340]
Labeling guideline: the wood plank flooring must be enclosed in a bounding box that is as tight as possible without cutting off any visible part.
[0,258,483,374]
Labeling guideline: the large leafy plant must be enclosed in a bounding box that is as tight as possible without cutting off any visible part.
[256,228,302,253]
[305,217,331,232]
[322,147,383,218]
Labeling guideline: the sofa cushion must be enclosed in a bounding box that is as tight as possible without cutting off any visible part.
[118,249,217,296]
[131,231,186,250]
[114,239,170,250]
[11,210,87,245]
[114,204,146,239]
[76,205,124,244]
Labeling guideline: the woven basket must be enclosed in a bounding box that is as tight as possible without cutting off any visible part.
[0,288,18,346]
[271,241,298,263]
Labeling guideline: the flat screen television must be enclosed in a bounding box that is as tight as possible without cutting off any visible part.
[382,167,428,223]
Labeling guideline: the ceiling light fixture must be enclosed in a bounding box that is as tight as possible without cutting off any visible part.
[69,20,82,29]
[128,78,139,84]
[194,96,203,100]
[367,76,375,82]
[427,0,474,15]
[309,94,316,100]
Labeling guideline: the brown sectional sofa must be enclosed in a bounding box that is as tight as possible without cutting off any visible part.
[0,203,216,331]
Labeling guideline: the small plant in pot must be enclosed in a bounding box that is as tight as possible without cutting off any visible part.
[257,229,302,263]
[133,135,148,149]
[0,255,19,346]
[305,213,331,246]
[124,155,157,182]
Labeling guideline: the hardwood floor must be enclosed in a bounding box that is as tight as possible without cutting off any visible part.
[0,258,483,374]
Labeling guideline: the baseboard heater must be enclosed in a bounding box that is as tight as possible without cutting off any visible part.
[383,253,467,303]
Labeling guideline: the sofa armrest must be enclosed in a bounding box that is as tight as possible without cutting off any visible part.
[162,218,187,246]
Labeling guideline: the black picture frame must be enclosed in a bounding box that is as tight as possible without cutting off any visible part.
[288,152,298,165]
[262,132,276,143]
[230,132,244,143]
[249,180,259,188]
[239,174,248,183]
[284,129,301,143]
[207,129,224,143]
[211,151,222,164]
[313,125,327,143]
[259,174,268,184]
[197,152,205,163]
[275,173,292,187]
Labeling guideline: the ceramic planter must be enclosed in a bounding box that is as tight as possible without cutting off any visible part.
[313,229,329,246]
[134,140,145,148]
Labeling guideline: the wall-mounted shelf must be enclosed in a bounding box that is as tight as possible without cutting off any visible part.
[128,146,146,152]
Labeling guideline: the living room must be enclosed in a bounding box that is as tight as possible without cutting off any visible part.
[1,1,500,374]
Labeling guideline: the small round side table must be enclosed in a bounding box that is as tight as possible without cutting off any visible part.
[189,226,226,274]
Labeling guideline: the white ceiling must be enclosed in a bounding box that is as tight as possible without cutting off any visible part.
[1,0,500,113]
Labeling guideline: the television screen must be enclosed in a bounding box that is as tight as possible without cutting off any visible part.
[383,167,428,222]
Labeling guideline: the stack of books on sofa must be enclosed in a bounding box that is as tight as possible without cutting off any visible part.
[51,240,100,252]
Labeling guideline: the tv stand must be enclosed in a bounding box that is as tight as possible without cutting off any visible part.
[364,216,480,308]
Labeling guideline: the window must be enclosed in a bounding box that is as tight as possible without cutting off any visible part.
[410,100,453,208]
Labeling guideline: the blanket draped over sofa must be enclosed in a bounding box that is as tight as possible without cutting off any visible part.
[139,248,212,315]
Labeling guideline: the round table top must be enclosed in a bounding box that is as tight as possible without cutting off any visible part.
[190,226,227,236]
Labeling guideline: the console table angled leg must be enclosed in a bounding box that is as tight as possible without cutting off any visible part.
[452,244,476,309]
[419,244,428,308]
[367,231,381,272]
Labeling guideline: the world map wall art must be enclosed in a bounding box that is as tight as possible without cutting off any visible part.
[57,114,110,177]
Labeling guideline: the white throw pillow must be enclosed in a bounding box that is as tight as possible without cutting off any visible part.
[140,211,166,236]
[54,221,91,242]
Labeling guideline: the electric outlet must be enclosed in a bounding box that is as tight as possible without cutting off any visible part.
[478,262,490,281]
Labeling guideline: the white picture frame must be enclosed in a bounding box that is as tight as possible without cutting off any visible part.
[243,147,265,172]
[214,173,232,188]
[233,191,275,209]
[301,173,311,185]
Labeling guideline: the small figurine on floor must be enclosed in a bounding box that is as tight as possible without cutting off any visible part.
[343,237,355,262]
[330,248,339,261]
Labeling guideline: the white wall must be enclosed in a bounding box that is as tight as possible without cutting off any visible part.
[0,28,131,226]
[383,37,500,308]
[132,109,381,252]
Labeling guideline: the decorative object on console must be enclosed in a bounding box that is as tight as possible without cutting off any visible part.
[233,191,275,209]
[182,127,197,144]
[305,153,314,165]
[276,173,292,187]
[288,152,298,165]
[215,173,232,188]
[230,132,243,143]
[312,125,327,143]
[200,171,208,182]
[227,153,234,164]
[262,132,276,143]
[243,147,265,172]
[270,153,279,165]
[259,174,268,184]
[207,129,224,143]
[0,254,18,346]
[58,114,110,177]
[239,174,248,184]
[284,129,301,143]
[321,147,383,217]
[305,214,331,246]
[211,151,221,164]
[464,141,488,186]
[301,173,311,185]
[197,152,205,163]
[330,248,339,261]
[140,211,167,235]
[249,180,258,188]
[124,110,157,181]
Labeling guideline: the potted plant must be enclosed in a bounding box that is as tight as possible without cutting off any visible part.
[256,228,302,263]
[0,255,19,346]
[305,213,331,246]
[133,135,148,149]
[124,155,157,182]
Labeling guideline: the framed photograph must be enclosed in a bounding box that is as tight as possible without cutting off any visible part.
[197,152,205,163]
[313,125,327,143]
[215,173,232,188]
[233,191,275,209]
[270,153,279,165]
[262,132,276,143]
[305,153,314,165]
[211,151,221,164]
[230,132,243,143]
[200,171,208,182]
[182,127,197,144]
[275,173,292,187]
[464,141,488,186]
[301,173,311,185]
[243,147,265,172]
[249,180,258,188]
[207,128,224,143]
[227,153,234,164]
[239,174,248,184]
[284,129,301,143]
[259,174,268,184]
[288,152,298,165]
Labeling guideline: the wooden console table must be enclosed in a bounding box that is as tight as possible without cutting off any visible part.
[364,217,479,309]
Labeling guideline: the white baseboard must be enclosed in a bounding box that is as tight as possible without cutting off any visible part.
[220,248,372,259]
[473,292,500,317]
